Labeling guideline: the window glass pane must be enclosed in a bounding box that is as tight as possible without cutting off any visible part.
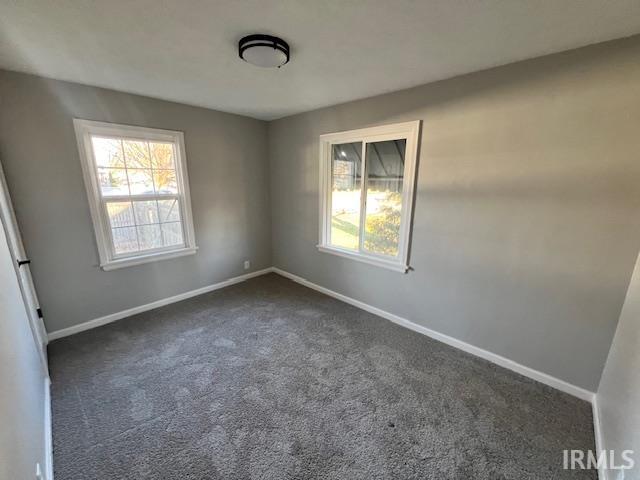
[98,168,129,196]
[133,200,159,225]
[158,199,181,222]
[123,140,151,168]
[92,137,125,168]
[112,226,138,254]
[127,169,155,195]
[106,201,134,228]
[137,224,163,250]
[161,222,184,247]
[153,170,178,194]
[330,142,362,250]
[150,142,175,169]
[363,140,406,257]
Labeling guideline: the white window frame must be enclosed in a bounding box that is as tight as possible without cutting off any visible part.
[74,119,197,271]
[318,120,420,273]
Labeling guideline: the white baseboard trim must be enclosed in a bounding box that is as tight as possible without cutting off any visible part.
[592,397,606,480]
[47,268,274,341]
[272,267,595,403]
[44,376,53,480]
[46,265,594,403]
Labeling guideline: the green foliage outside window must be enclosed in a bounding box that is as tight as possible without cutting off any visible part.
[364,192,402,256]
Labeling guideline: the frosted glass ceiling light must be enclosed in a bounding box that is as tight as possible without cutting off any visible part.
[239,34,290,68]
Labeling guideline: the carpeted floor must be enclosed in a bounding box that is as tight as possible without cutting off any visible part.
[49,273,597,479]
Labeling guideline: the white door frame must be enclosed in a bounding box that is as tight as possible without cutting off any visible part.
[0,160,48,373]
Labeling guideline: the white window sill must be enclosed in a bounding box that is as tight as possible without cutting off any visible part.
[317,245,408,273]
[101,246,198,271]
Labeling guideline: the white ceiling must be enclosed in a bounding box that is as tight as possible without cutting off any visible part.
[1,0,640,120]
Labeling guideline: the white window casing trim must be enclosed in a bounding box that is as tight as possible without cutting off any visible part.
[316,245,410,272]
[318,120,421,273]
[100,246,198,271]
[73,119,197,270]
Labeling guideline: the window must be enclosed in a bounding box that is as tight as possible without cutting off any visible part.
[74,119,197,270]
[318,121,420,272]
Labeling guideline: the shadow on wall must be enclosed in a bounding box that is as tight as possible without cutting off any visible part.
[269,36,640,391]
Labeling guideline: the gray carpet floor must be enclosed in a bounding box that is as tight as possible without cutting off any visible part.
[49,273,597,479]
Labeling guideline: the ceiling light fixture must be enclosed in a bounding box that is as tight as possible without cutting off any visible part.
[238,34,290,68]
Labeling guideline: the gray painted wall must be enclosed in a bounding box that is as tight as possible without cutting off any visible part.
[0,71,271,333]
[0,215,47,479]
[2,37,640,392]
[268,37,640,391]
[597,252,640,479]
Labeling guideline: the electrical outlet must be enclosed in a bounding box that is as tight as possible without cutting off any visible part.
[36,463,44,480]
[243,260,250,270]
